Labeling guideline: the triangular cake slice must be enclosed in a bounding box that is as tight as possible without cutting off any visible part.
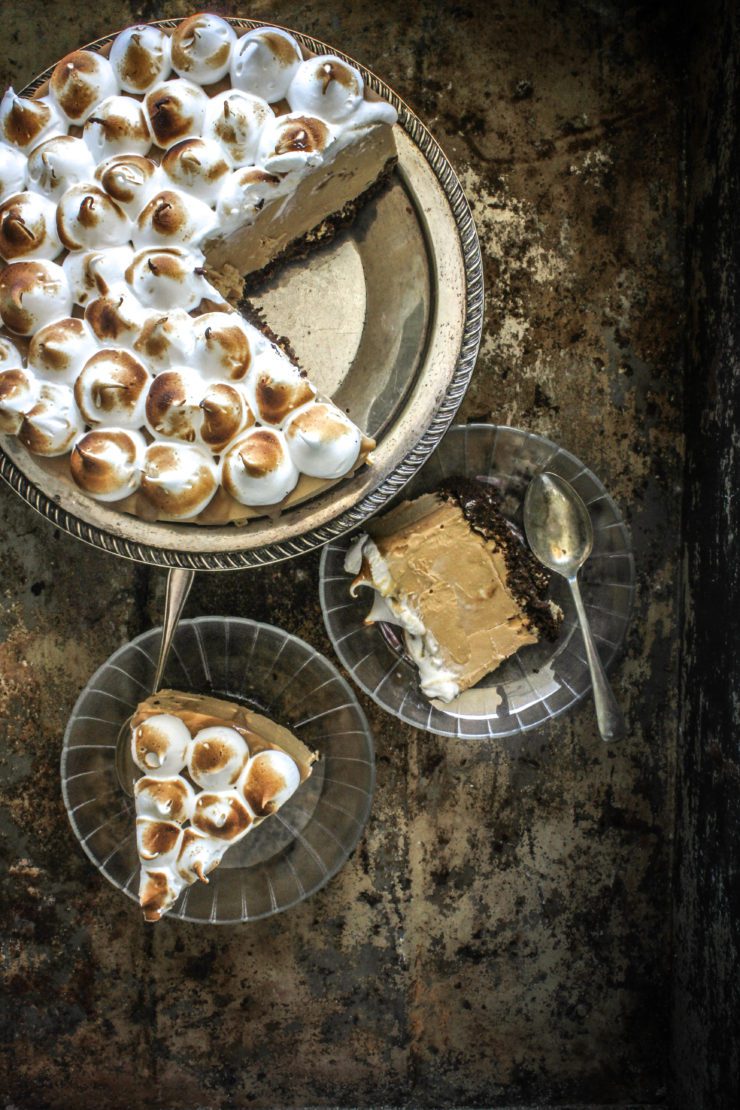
[346,477,563,702]
[130,688,317,922]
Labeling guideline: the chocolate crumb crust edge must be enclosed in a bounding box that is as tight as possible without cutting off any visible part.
[439,476,563,642]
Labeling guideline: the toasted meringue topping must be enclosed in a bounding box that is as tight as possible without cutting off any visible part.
[187,725,249,791]
[237,750,300,817]
[132,713,191,776]
[176,826,226,884]
[191,311,252,380]
[203,90,273,167]
[171,13,237,85]
[26,135,96,202]
[284,401,364,479]
[49,50,119,125]
[94,154,162,217]
[0,334,22,371]
[63,244,133,305]
[0,191,62,262]
[133,188,217,250]
[125,246,217,311]
[161,137,232,203]
[56,182,131,252]
[27,316,97,384]
[144,366,204,442]
[144,79,209,149]
[0,143,27,203]
[229,28,302,102]
[133,307,194,371]
[221,427,299,507]
[0,90,64,153]
[139,867,181,922]
[200,382,253,452]
[136,816,183,866]
[244,346,315,426]
[70,426,146,501]
[257,112,333,174]
[288,55,364,123]
[215,166,283,230]
[82,95,151,161]
[74,348,151,427]
[0,259,72,335]
[134,775,196,824]
[140,441,218,519]
[0,367,40,434]
[84,288,151,348]
[192,789,252,841]
[18,380,84,456]
[109,25,172,94]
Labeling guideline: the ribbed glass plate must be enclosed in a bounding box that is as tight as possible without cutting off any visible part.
[61,618,374,923]
[319,424,635,738]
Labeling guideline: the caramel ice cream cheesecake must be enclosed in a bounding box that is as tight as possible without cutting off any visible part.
[346,478,563,702]
[131,688,317,922]
[0,13,397,523]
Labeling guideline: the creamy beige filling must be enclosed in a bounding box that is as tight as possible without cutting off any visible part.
[358,495,538,695]
[204,124,397,276]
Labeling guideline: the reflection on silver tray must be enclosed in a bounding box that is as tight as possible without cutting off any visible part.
[0,18,483,571]
[319,424,635,739]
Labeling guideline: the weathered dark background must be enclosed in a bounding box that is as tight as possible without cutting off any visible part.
[0,1,736,1108]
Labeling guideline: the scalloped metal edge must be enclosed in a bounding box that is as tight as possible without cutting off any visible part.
[0,18,484,571]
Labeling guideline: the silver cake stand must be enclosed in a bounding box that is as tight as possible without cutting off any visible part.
[0,18,484,573]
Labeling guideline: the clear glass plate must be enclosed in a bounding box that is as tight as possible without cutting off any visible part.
[61,618,374,923]
[319,424,635,739]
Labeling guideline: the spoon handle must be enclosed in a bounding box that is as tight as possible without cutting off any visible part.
[152,567,195,693]
[568,574,625,743]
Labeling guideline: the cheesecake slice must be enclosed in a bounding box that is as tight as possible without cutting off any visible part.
[130,688,317,922]
[346,478,562,702]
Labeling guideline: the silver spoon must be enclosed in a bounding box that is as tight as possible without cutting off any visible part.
[114,567,195,795]
[523,472,625,743]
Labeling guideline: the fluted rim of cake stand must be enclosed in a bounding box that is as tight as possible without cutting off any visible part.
[0,17,484,571]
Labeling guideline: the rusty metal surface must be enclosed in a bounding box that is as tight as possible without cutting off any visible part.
[0,1,684,1107]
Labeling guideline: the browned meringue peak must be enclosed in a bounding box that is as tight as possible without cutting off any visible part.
[186,725,249,791]
[69,427,146,502]
[203,90,273,167]
[0,191,62,262]
[287,55,364,123]
[27,316,97,385]
[145,368,203,441]
[199,382,253,453]
[134,774,195,824]
[133,309,194,372]
[221,427,299,507]
[82,96,151,162]
[56,183,131,252]
[0,259,72,335]
[143,79,209,150]
[74,348,151,427]
[84,289,150,348]
[238,750,300,817]
[191,311,252,380]
[109,25,172,95]
[215,167,283,230]
[19,381,84,456]
[49,50,118,126]
[140,441,219,520]
[191,790,253,841]
[125,246,217,312]
[161,138,232,203]
[175,827,224,884]
[139,867,180,922]
[94,154,161,217]
[26,136,97,201]
[257,113,333,174]
[132,714,191,776]
[133,188,217,250]
[62,245,134,306]
[171,13,237,85]
[246,350,316,426]
[0,90,63,152]
[0,367,39,434]
[136,816,182,864]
